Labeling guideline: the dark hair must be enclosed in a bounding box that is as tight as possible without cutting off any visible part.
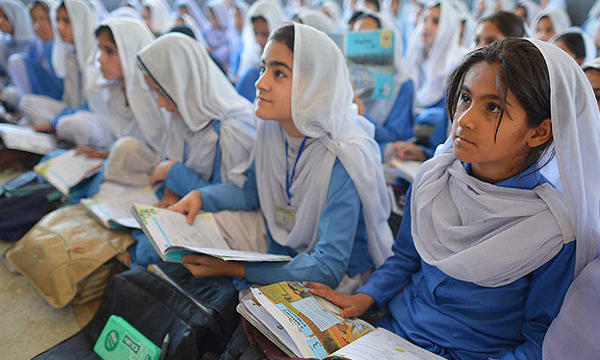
[251,15,267,24]
[169,25,196,39]
[447,37,553,174]
[355,13,381,29]
[480,11,526,38]
[554,32,586,60]
[268,23,294,53]
[515,4,527,19]
[363,0,380,12]
[347,10,365,26]
[94,25,116,45]
[57,1,65,11]
[29,1,50,15]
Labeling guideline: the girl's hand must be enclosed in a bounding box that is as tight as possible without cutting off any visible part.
[168,190,202,225]
[149,160,176,187]
[156,188,180,208]
[33,122,53,133]
[74,147,109,159]
[304,282,375,318]
[182,254,245,278]
[352,94,366,115]
[34,19,54,41]
[394,142,427,161]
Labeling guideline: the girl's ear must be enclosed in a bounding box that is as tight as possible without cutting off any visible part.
[527,118,552,148]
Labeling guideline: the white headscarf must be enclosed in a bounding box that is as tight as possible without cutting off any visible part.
[410,38,600,287]
[206,0,232,29]
[143,0,172,34]
[238,0,286,76]
[406,0,464,108]
[355,10,409,125]
[0,0,34,42]
[320,0,343,31]
[87,18,165,153]
[550,27,598,64]
[176,12,209,46]
[582,56,600,72]
[121,0,144,14]
[137,33,256,187]
[109,6,143,20]
[516,0,540,25]
[255,23,394,267]
[51,0,97,83]
[295,9,336,33]
[532,7,571,37]
[174,0,211,33]
[89,0,108,20]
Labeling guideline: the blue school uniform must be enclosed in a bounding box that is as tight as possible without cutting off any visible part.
[25,39,63,99]
[235,66,261,102]
[198,158,375,289]
[357,166,576,360]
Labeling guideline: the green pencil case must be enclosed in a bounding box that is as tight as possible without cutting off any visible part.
[93,315,161,360]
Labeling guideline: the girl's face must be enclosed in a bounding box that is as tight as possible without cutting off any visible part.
[535,17,555,42]
[143,7,152,31]
[474,20,505,49]
[0,9,13,34]
[97,31,123,82]
[354,16,379,31]
[421,6,440,49]
[514,6,527,22]
[554,39,584,66]
[144,73,180,116]
[56,7,73,43]
[585,69,600,112]
[452,61,551,182]
[252,18,269,51]
[178,5,189,15]
[30,5,53,40]
[255,40,293,125]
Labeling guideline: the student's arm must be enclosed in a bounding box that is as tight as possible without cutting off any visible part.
[355,186,421,310]
[366,80,414,148]
[164,162,211,197]
[198,162,259,212]
[243,160,362,288]
[499,242,576,360]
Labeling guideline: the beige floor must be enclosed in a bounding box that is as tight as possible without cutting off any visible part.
[0,168,82,359]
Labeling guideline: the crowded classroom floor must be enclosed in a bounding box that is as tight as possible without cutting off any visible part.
[0,0,599,358]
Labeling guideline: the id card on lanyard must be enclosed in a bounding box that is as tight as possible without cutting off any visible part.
[274,137,307,231]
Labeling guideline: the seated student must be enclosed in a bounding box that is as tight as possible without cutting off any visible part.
[130,33,256,266]
[533,7,570,42]
[0,0,34,76]
[514,0,539,27]
[174,0,210,34]
[142,0,171,36]
[7,0,63,100]
[204,0,232,72]
[583,57,600,111]
[167,23,394,294]
[392,0,464,161]
[235,0,286,102]
[474,10,525,49]
[350,12,414,152]
[293,9,336,33]
[19,0,97,136]
[551,28,598,66]
[307,37,600,360]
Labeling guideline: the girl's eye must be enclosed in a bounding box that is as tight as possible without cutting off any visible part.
[487,103,502,113]
[458,93,470,106]
[275,70,286,78]
[259,66,266,75]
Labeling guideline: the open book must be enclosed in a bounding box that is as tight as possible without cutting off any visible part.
[131,204,292,263]
[34,150,104,196]
[0,123,57,155]
[237,282,444,360]
[387,158,423,183]
[82,187,159,229]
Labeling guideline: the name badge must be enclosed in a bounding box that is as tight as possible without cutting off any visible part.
[275,204,296,231]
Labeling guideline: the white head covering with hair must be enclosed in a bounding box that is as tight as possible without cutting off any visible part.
[238,0,286,76]
[532,7,571,37]
[0,0,34,42]
[516,0,540,25]
[89,0,108,20]
[143,0,172,34]
[87,18,165,153]
[137,33,256,186]
[121,0,144,14]
[295,9,335,33]
[582,56,600,72]
[109,6,143,20]
[550,27,598,64]
[255,23,394,267]
[176,12,209,46]
[406,0,464,108]
[173,0,211,32]
[410,38,600,288]
[320,0,343,31]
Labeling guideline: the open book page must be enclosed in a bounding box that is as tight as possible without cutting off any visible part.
[131,204,291,263]
[251,282,375,359]
[34,150,104,196]
[0,124,57,155]
[82,187,159,229]
[327,328,445,360]
[237,299,302,357]
[387,158,423,183]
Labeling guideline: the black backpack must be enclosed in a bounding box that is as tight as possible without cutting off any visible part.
[32,263,240,359]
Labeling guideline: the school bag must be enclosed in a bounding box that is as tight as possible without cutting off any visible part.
[32,264,241,359]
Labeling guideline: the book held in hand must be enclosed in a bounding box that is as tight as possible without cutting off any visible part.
[131,204,292,263]
[82,187,159,229]
[0,123,57,155]
[34,149,104,196]
[237,281,444,360]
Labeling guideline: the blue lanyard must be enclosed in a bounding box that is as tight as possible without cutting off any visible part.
[285,137,308,205]
[183,141,188,163]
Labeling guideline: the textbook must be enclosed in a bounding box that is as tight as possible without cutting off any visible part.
[345,30,395,100]
[0,123,57,155]
[131,204,292,263]
[237,281,444,360]
[82,187,159,229]
[388,158,423,183]
[34,149,104,196]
